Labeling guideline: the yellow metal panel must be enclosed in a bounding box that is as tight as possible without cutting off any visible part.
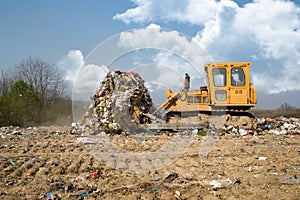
[162,62,256,115]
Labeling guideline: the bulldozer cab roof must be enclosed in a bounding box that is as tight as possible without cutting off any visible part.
[204,62,252,69]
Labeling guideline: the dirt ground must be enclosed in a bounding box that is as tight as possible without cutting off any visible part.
[0,126,299,200]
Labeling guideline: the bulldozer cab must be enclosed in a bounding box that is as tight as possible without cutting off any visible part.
[205,62,256,108]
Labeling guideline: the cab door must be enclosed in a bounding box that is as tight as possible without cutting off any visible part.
[228,67,248,104]
[209,67,228,105]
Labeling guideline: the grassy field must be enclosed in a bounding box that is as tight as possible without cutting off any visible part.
[251,108,300,118]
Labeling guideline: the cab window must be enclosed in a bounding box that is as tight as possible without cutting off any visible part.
[231,68,245,86]
[194,96,201,103]
[187,96,193,103]
[215,90,226,101]
[213,68,226,87]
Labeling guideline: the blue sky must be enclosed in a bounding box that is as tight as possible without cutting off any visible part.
[1,0,300,108]
[0,0,134,66]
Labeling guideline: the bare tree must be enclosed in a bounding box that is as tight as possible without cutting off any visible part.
[15,57,66,107]
[0,70,15,96]
[0,59,71,126]
[13,57,67,123]
[279,102,296,111]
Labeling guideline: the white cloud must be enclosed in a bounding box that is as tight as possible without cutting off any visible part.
[114,0,300,94]
[57,50,84,83]
[116,24,210,93]
[113,0,218,25]
[113,0,152,24]
[235,0,300,60]
[233,0,300,93]
[193,0,240,50]
[117,24,211,79]
[57,50,109,101]
[72,64,108,100]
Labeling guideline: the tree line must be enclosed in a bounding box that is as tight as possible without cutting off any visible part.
[0,57,72,127]
[278,102,296,111]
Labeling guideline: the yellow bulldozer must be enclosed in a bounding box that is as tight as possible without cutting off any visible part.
[140,62,257,130]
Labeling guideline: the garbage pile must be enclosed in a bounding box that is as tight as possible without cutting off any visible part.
[74,70,152,134]
[222,116,300,136]
[256,116,300,135]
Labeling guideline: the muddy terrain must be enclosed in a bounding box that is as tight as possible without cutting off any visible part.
[0,123,299,200]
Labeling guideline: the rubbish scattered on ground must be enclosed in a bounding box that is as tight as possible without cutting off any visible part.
[87,169,102,179]
[164,173,179,183]
[76,192,89,199]
[42,192,61,200]
[239,128,248,136]
[197,130,207,136]
[220,116,300,136]
[233,178,242,185]
[8,159,16,167]
[150,175,162,181]
[148,186,160,193]
[258,157,267,161]
[0,123,299,199]
[280,175,300,185]
[210,180,222,189]
[175,190,181,198]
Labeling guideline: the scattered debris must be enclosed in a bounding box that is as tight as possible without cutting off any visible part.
[164,173,179,183]
[210,180,222,189]
[150,175,162,181]
[0,123,299,199]
[280,176,300,185]
[42,192,60,200]
[258,157,267,161]
[76,192,89,199]
[175,190,181,199]
[221,116,300,136]
[87,169,102,179]
[148,186,160,193]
